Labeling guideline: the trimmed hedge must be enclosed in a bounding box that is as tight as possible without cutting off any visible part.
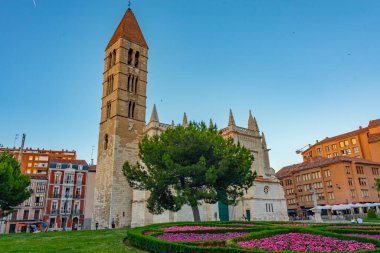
[127,221,380,253]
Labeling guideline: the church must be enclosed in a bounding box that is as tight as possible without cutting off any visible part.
[92,8,288,229]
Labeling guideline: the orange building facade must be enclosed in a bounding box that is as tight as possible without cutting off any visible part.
[276,156,380,217]
[302,119,380,163]
[0,147,76,174]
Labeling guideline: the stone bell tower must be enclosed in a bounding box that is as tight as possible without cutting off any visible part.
[92,8,148,228]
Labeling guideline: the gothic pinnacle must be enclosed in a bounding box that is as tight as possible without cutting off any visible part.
[182,113,188,127]
[262,132,267,149]
[228,109,236,126]
[149,104,159,123]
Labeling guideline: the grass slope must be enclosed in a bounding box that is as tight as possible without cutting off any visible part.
[0,228,146,253]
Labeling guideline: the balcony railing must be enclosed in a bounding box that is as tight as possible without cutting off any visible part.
[74,194,82,199]
[34,202,44,207]
[50,209,58,215]
[60,209,71,215]
[52,194,61,199]
[63,194,73,198]
[63,180,74,184]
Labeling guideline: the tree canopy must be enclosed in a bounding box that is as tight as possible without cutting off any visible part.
[0,151,31,218]
[123,122,255,221]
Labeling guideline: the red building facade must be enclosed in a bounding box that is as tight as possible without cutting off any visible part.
[44,159,88,231]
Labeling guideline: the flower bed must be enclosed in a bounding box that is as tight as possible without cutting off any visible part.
[329,225,380,229]
[277,224,310,227]
[157,232,249,242]
[346,234,380,240]
[237,232,376,252]
[160,226,227,231]
[127,222,380,253]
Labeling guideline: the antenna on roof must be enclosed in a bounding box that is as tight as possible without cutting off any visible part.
[90,145,95,166]
[128,0,131,8]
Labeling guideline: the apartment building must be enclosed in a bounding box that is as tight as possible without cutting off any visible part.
[0,147,76,174]
[5,175,47,233]
[302,119,380,162]
[44,159,88,231]
[276,156,380,216]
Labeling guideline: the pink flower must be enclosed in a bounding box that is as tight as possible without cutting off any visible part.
[160,226,227,231]
[237,233,376,252]
[157,232,249,242]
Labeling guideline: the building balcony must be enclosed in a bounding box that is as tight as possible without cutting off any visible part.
[63,180,74,185]
[74,194,82,199]
[52,194,61,199]
[60,209,71,215]
[50,209,58,215]
[34,202,44,207]
[63,194,73,198]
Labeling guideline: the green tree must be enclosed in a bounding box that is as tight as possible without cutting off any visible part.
[0,151,31,218]
[123,122,255,221]
[367,208,377,219]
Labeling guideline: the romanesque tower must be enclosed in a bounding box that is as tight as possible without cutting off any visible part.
[92,8,148,228]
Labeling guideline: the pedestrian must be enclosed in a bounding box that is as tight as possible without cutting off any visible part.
[241,214,246,221]
[111,219,115,229]
[42,221,47,232]
[95,222,99,230]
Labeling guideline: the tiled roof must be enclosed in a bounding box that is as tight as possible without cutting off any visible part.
[89,165,96,172]
[50,158,87,166]
[303,119,380,152]
[311,127,368,147]
[369,119,380,127]
[106,8,148,50]
[276,156,380,179]
[369,133,380,143]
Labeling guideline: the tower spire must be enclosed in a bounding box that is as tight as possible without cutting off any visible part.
[228,109,236,126]
[106,8,148,49]
[182,113,188,127]
[262,132,267,149]
[253,117,259,131]
[248,110,259,131]
[149,104,159,123]
[209,118,214,129]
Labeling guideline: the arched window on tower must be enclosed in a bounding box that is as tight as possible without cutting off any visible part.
[106,101,111,119]
[134,51,139,67]
[127,75,131,92]
[131,76,135,92]
[128,101,131,118]
[108,53,112,69]
[131,102,135,118]
[128,49,133,65]
[134,77,138,93]
[127,101,136,118]
[110,75,114,91]
[113,49,116,66]
[104,134,108,150]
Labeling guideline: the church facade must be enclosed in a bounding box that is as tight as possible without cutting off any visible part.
[92,8,288,229]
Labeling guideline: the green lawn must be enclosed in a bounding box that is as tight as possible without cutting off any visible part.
[0,228,146,253]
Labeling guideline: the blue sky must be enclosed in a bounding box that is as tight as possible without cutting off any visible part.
[0,0,379,170]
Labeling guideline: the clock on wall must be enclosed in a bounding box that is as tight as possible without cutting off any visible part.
[264,186,269,194]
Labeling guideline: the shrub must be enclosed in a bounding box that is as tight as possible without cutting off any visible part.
[367,208,377,219]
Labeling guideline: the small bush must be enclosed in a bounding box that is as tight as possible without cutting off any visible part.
[367,208,377,219]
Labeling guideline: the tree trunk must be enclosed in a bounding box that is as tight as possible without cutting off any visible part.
[191,205,201,222]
